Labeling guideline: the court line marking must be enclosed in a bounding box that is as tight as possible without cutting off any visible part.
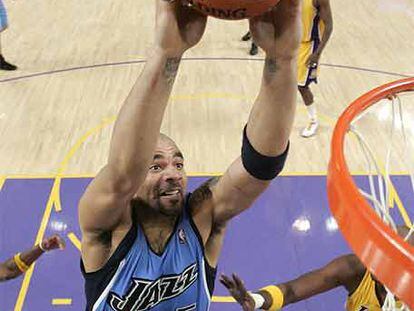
[67,232,81,251]
[51,299,72,305]
[1,99,339,181]
[2,171,414,179]
[0,176,5,191]
[14,182,56,310]
[0,94,410,179]
[0,58,411,84]
[10,92,412,307]
[53,116,116,212]
[13,117,116,311]
[211,296,236,303]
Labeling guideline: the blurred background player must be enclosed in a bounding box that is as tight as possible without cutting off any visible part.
[0,235,65,282]
[220,226,413,310]
[0,0,17,71]
[298,0,333,137]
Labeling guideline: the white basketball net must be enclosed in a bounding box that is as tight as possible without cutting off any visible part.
[345,89,414,311]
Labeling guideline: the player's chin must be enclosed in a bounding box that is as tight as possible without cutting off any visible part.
[158,195,184,214]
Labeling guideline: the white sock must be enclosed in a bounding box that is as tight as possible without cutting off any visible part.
[306,105,317,123]
[249,293,265,309]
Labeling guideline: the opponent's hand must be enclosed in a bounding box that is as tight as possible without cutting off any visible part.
[155,0,207,56]
[40,235,65,252]
[249,0,301,59]
[306,52,320,68]
[220,274,256,311]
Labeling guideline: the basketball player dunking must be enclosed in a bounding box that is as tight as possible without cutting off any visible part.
[79,0,301,310]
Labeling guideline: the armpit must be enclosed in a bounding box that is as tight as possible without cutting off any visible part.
[189,177,220,212]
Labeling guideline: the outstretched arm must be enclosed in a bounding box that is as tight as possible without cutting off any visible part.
[192,0,301,240]
[79,1,207,271]
[0,235,65,282]
[220,254,366,310]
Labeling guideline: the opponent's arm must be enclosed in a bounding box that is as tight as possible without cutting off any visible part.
[220,254,365,310]
[79,2,206,237]
[307,0,333,66]
[0,235,65,282]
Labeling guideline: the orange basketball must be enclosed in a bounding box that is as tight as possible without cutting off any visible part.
[187,0,281,20]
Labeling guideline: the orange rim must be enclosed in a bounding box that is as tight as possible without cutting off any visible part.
[327,77,414,308]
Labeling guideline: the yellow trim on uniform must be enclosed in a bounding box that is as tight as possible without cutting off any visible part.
[346,270,382,310]
[297,0,324,86]
[298,41,318,86]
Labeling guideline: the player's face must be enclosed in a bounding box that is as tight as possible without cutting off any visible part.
[135,139,188,216]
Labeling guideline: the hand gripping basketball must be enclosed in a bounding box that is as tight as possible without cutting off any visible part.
[249,0,301,58]
[186,0,282,20]
[155,0,207,56]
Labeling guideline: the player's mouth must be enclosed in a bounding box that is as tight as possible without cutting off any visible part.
[159,189,181,198]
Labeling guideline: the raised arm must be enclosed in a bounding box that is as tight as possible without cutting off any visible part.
[193,0,301,233]
[220,254,366,310]
[79,1,207,270]
[0,235,65,282]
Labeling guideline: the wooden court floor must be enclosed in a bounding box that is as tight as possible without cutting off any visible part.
[0,0,413,177]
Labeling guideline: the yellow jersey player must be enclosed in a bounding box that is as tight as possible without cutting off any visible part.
[298,0,333,137]
[220,227,413,310]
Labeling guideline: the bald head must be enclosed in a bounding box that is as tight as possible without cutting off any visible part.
[159,133,176,146]
[156,133,183,160]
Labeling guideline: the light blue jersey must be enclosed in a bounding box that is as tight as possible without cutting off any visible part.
[82,195,216,311]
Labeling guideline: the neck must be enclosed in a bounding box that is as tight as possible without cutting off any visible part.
[139,208,178,230]
[133,200,178,228]
[132,199,180,254]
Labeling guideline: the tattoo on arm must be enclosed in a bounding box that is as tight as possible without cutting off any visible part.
[189,177,221,211]
[265,58,278,73]
[163,58,181,84]
[263,57,279,82]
